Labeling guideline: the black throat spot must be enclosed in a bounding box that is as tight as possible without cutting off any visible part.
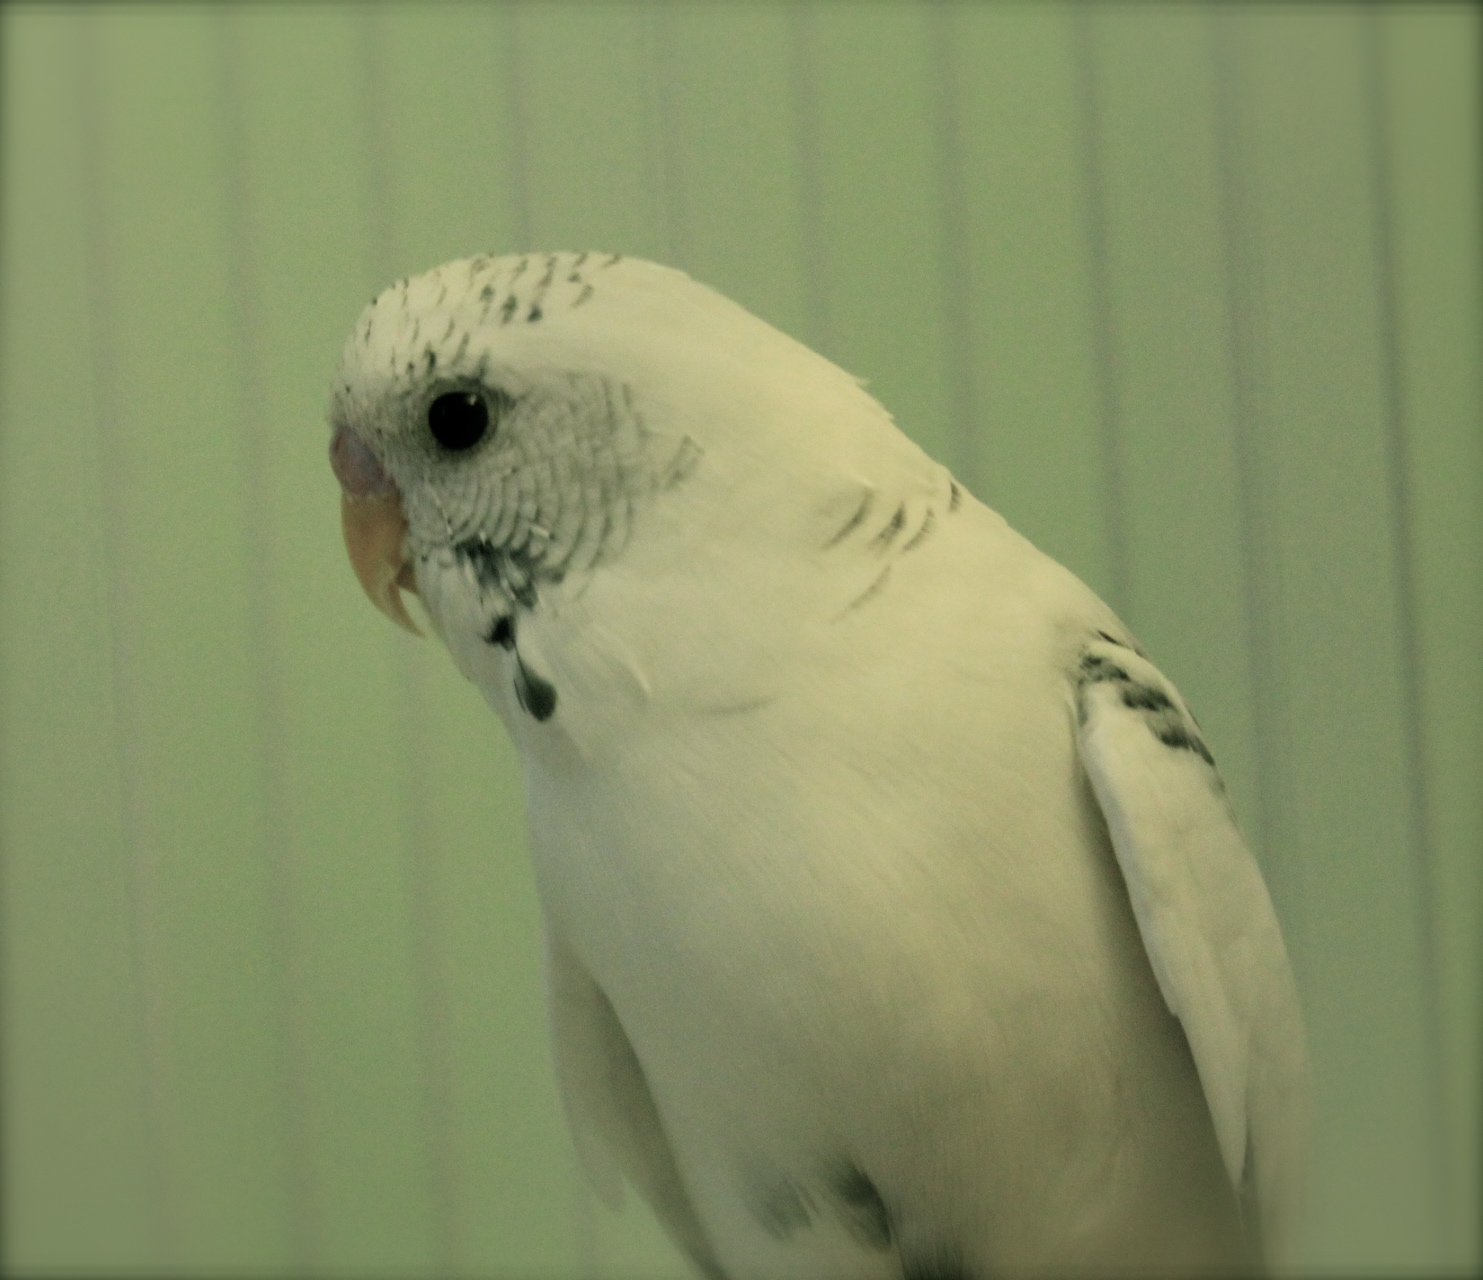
[480,610,556,722]
[515,656,558,721]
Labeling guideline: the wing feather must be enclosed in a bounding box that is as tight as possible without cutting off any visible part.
[546,931,726,1278]
[1074,637,1310,1263]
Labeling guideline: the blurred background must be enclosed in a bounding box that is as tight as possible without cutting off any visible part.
[1,2,1478,1275]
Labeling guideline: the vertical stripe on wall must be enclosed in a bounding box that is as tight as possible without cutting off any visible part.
[1,3,1477,1276]
[214,8,320,1266]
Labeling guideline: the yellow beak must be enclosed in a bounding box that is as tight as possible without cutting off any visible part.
[331,424,422,635]
[341,489,422,635]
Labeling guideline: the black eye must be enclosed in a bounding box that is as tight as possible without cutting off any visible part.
[427,390,490,451]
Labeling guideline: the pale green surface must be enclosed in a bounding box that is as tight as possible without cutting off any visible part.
[1,3,1477,1275]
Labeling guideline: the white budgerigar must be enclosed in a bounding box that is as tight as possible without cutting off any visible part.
[327,253,1308,1279]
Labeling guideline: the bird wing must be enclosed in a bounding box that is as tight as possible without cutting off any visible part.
[1073,634,1309,1262]
[546,930,725,1278]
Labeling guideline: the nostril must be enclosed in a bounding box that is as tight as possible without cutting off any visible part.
[330,425,393,497]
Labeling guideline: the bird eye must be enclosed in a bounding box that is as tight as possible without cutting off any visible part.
[427,390,490,451]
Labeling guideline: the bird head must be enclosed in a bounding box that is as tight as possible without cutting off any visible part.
[331,254,685,637]
[335,256,905,612]
[328,252,943,723]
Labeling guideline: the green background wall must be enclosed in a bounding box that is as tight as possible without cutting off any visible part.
[2,2,1478,1275]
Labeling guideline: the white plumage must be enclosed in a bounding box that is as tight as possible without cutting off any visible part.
[328,252,1309,1279]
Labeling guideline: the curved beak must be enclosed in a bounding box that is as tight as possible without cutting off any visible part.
[330,426,422,635]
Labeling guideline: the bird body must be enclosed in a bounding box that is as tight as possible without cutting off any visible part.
[329,253,1307,1278]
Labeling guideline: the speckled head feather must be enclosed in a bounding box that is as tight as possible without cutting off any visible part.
[329,251,943,681]
[331,249,916,477]
[332,252,632,455]
[338,252,617,395]
[328,253,724,648]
